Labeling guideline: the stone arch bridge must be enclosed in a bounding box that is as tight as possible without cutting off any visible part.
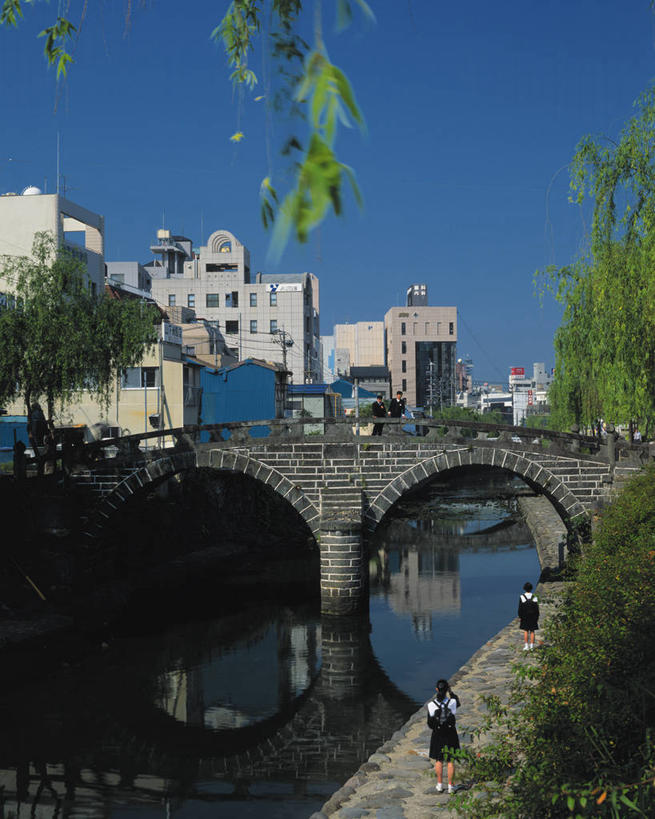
[70,417,649,615]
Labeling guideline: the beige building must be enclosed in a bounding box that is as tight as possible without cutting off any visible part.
[148,229,321,384]
[55,321,203,436]
[0,190,105,294]
[334,321,385,375]
[384,305,457,408]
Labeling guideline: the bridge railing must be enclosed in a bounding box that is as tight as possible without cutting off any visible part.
[31,415,650,473]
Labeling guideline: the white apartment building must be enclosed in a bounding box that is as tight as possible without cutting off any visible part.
[148,229,321,384]
[0,189,105,294]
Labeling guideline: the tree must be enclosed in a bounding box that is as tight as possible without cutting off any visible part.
[0,232,158,456]
[540,88,655,435]
[1,0,372,258]
[457,466,655,817]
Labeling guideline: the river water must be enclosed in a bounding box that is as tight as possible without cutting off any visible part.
[0,470,540,818]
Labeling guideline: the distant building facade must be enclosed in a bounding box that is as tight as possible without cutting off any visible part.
[147,229,320,384]
[333,321,385,375]
[0,190,105,294]
[384,289,457,408]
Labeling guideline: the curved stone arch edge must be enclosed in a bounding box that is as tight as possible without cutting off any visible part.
[83,449,320,539]
[362,448,587,536]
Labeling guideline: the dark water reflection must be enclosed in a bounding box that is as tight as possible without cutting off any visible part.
[0,471,540,818]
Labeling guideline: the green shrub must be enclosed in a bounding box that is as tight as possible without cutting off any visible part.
[458,465,655,817]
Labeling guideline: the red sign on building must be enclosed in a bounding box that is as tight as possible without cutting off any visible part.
[510,367,525,376]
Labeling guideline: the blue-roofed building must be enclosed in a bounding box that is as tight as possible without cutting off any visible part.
[194,358,288,440]
[287,384,343,420]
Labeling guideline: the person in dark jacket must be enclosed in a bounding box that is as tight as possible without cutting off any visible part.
[427,678,460,794]
[371,394,386,436]
[388,390,406,424]
[518,581,539,650]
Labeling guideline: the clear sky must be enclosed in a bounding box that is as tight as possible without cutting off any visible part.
[1,1,654,382]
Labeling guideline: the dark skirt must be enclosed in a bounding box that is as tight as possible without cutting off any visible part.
[429,727,460,761]
[519,615,539,631]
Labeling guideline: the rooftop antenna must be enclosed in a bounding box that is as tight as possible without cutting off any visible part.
[200,210,204,245]
[162,209,166,229]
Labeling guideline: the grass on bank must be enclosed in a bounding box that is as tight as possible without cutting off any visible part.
[455,464,655,817]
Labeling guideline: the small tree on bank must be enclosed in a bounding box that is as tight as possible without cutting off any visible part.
[0,232,158,455]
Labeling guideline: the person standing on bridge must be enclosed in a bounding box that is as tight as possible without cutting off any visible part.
[518,581,539,650]
[371,394,386,436]
[427,678,460,794]
[388,390,407,427]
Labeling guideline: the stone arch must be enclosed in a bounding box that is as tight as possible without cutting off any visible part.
[83,449,320,539]
[363,447,587,535]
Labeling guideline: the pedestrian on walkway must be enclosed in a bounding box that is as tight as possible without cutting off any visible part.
[427,678,460,794]
[371,394,386,436]
[518,581,539,650]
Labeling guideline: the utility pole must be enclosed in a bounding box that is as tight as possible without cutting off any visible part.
[272,328,294,378]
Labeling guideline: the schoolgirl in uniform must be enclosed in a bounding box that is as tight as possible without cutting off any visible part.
[427,678,460,793]
[518,581,540,650]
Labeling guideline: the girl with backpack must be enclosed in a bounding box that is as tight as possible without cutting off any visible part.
[518,581,539,650]
[427,678,460,793]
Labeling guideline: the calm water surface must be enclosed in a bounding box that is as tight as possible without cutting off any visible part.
[0,474,540,818]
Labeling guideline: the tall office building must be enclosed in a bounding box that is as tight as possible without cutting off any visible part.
[384,287,457,408]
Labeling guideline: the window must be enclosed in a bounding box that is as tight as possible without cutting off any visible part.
[402,360,407,373]
[270,291,277,307]
[401,322,406,335]
[413,322,418,335]
[168,294,176,307]
[436,322,442,335]
[206,293,219,308]
[187,293,195,308]
[121,367,159,388]
[225,320,239,334]
[225,291,239,308]
[401,341,407,354]
[206,263,237,272]
[250,292,257,307]
[250,320,257,334]
[425,322,430,334]
[270,319,278,333]
[402,378,407,392]
[449,322,454,335]
[219,241,232,253]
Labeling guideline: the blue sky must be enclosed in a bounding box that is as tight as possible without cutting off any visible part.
[1,1,654,382]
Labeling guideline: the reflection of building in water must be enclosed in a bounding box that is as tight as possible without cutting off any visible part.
[154,620,320,730]
[381,548,461,637]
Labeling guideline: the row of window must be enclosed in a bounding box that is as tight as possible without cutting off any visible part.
[399,321,454,336]
[168,291,279,309]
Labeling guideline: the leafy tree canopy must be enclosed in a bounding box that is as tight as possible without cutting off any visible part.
[1,0,372,258]
[0,232,158,442]
[539,87,655,434]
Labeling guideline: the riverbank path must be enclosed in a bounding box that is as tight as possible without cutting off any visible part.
[313,581,565,819]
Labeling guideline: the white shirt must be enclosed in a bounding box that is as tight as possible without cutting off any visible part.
[427,696,457,719]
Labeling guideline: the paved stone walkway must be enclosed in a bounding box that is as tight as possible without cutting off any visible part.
[312,582,565,819]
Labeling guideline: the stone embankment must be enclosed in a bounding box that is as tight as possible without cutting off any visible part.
[311,496,568,819]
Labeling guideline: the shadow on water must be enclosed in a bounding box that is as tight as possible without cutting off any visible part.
[0,466,539,817]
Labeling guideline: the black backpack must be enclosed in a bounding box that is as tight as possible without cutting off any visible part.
[520,594,539,619]
[427,697,455,731]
